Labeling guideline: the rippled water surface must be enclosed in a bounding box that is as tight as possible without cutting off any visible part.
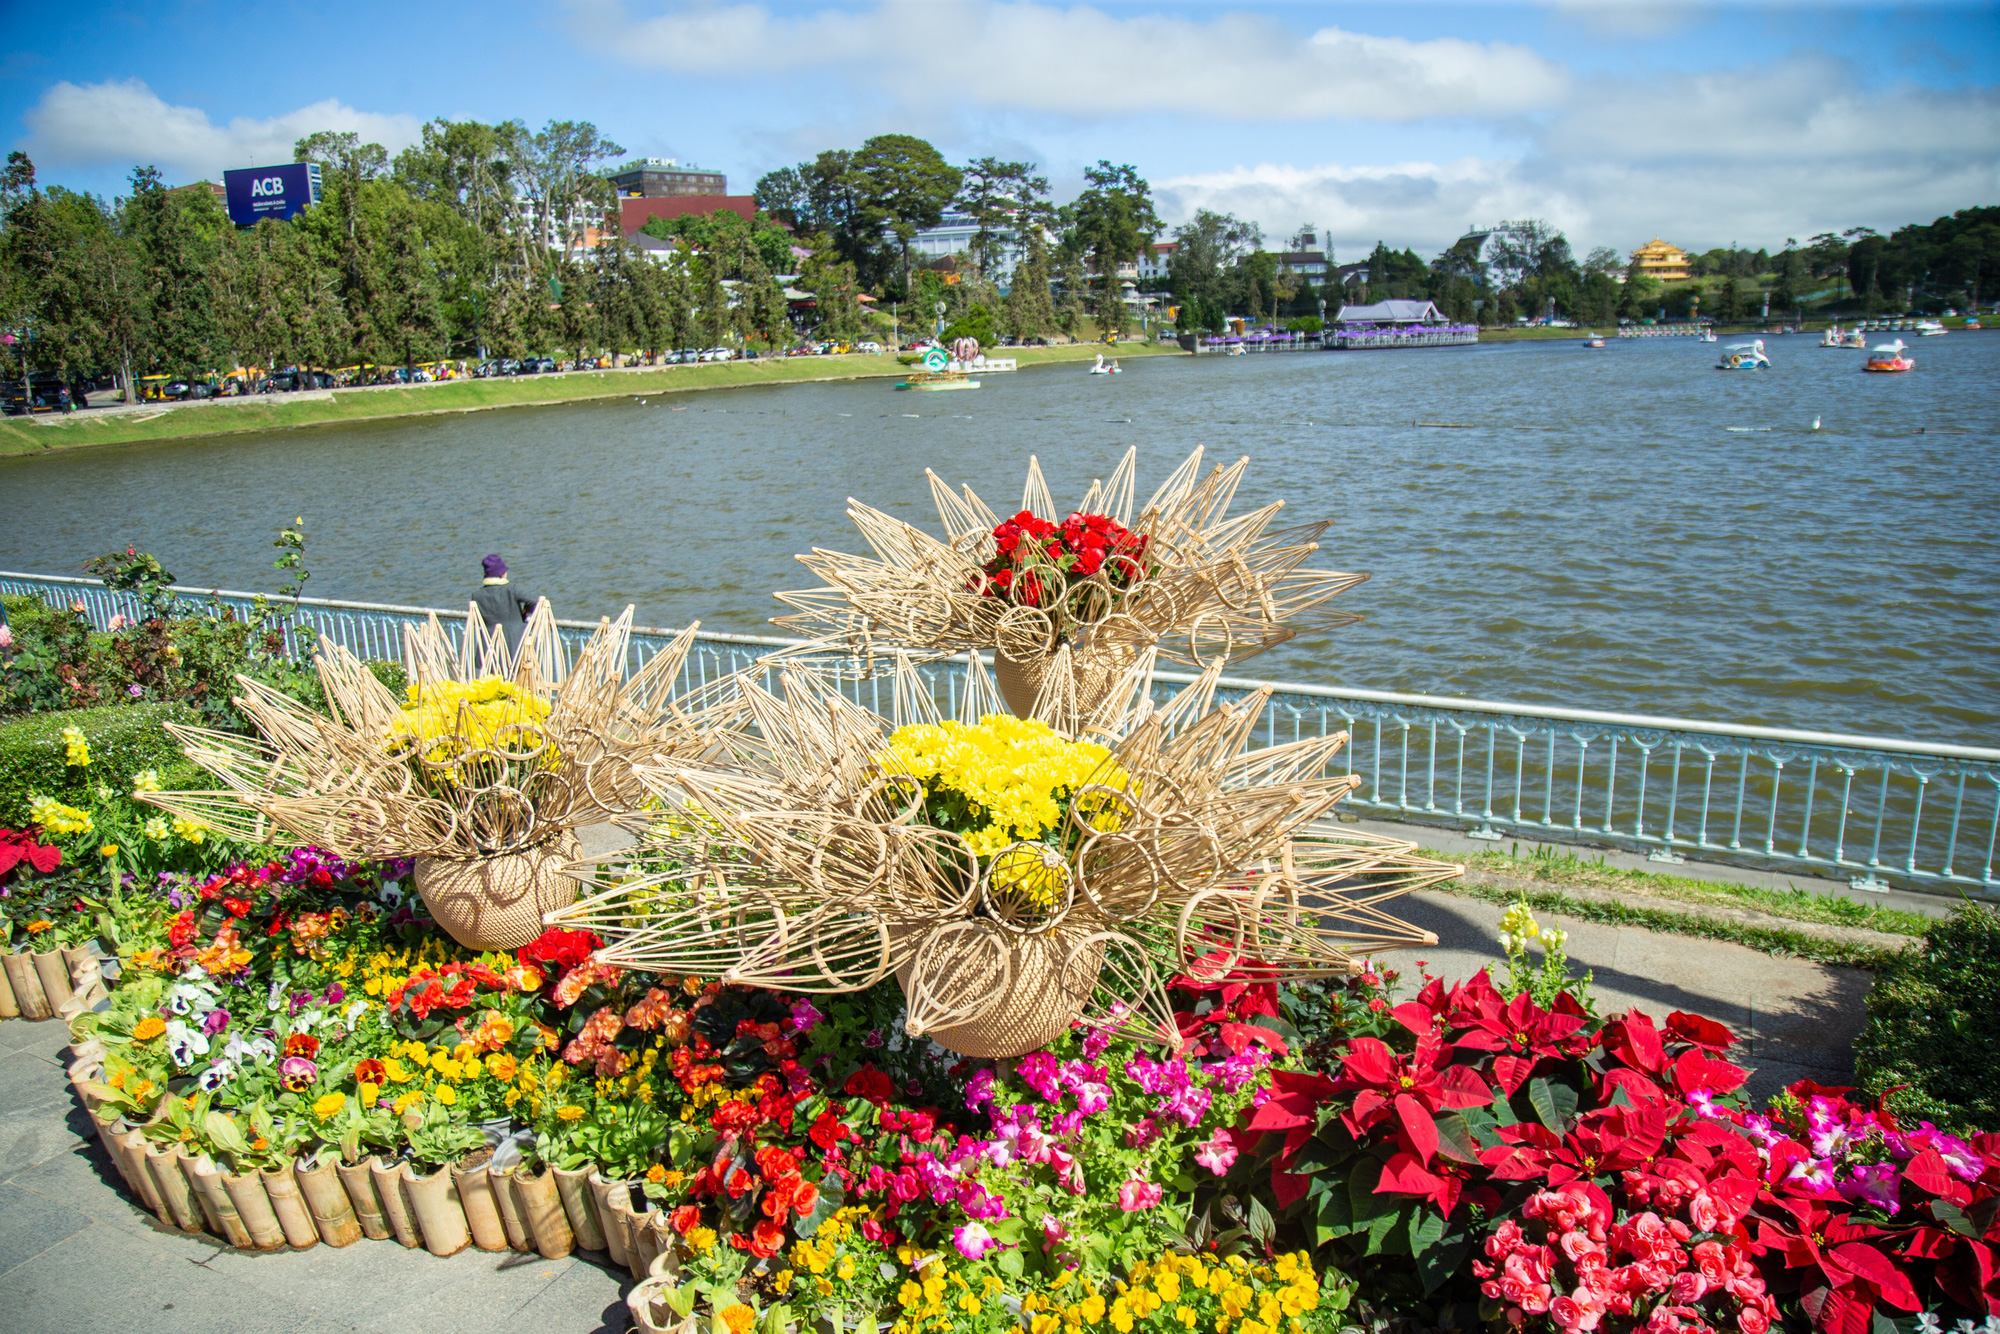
[5,335,1997,742]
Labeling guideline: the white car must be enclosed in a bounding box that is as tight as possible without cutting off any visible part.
[854,341,883,354]
[700,347,735,362]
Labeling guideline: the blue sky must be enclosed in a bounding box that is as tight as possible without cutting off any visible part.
[6,0,1996,261]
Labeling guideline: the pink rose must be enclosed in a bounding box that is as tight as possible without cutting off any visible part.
[1116,1179,1163,1212]
[1692,1241,1728,1286]
[1738,1307,1769,1334]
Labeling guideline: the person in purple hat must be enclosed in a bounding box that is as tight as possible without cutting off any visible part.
[471,554,541,652]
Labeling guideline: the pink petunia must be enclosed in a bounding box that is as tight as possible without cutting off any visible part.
[1193,1128,1239,1176]
[1117,1179,1163,1212]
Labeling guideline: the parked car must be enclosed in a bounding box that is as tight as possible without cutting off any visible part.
[854,341,882,354]
[528,357,557,374]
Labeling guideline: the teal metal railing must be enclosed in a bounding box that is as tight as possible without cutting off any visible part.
[5,570,1995,897]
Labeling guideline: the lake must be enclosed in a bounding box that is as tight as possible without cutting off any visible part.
[4,333,1996,744]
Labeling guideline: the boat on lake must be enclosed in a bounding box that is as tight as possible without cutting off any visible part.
[1581,334,1606,348]
[1088,354,1122,375]
[1916,320,1947,337]
[1863,340,1914,373]
[1717,339,1771,370]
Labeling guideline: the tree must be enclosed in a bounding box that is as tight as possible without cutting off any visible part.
[121,165,226,378]
[797,234,864,342]
[512,120,624,260]
[355,186,448,373]
[957,157,1036,281]
[753,166,810,227]
[1066,162,1158,339]
[851,135,961,299]
[1167,210,1259,332]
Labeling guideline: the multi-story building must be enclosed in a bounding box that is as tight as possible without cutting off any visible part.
[905,211,1028,280]
[1630,238,1692,282]
[607,158,728,198]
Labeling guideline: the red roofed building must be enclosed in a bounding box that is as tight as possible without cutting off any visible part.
[620,195,760,235]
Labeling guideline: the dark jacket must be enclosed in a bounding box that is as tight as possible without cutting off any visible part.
[471,579,540,652]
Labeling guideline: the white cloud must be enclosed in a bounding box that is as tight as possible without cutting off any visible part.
[571,0,1569,120]
[21,79,421,182]
[1158,58,2000,258]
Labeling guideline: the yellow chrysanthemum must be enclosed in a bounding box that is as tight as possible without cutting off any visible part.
[387,677,553,765]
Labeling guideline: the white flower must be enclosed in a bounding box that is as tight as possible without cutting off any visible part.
[266,978,289,1012]
[143,817,170,840]
[1540,927,1568,951]
[165,1020,210,1065]
[221,1033,276,1067]
[1914,1314,1941,1334]
[196,1060,235,1091]
[377,881,404,906]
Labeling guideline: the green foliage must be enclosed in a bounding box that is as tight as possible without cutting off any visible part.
[0,701,196,825]
[1855,903,2000,1134]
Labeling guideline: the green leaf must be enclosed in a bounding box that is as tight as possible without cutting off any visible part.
[1528,1077,1579,1135]
[997,1248,1025,1279]
[1417,1232,1471,1295]
[987,1218,1025,1244]
[1488,1087,1519,1128]
[1930,1199,1981,1239]
[1433,1113,1482,1165]
[1246,1194,1276,1250]
[1406,1206,1446,1257]
[1315,1182,1356,1244]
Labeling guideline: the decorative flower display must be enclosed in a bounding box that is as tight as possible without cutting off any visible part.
[141,604,736,949]
[546,649,1451,1058]
[772,447,1366,715]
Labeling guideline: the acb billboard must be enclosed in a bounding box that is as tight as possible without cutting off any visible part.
[222,163,323,228]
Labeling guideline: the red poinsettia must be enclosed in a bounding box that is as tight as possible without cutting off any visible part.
[0,828,61,878]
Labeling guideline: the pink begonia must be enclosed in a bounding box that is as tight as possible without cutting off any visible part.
[953,1223,1000,1259]
[1117,1179,1163,1212]
[1193,1128,1238,1176]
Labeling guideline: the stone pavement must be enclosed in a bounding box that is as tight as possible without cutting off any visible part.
[0,902,1873,1332]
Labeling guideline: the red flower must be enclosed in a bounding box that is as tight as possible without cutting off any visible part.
[843,1065,894,1107]
[518,927,601,975]
[1332,1033,1492,1163]
[0,828,62,876]
[733,1219,786,1257]
[354,1058,386,1084]
[670,1204,701,1234]
[167,909,199,948]
[1482,1104,1668,1184]
[809,1111,853,1151]
[222,897,253,919]
[284,1033,320,1059]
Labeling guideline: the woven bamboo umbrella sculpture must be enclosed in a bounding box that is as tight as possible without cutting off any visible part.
[546,649,1454,1059]
[142,604,736,951]
[772,447,1369,717]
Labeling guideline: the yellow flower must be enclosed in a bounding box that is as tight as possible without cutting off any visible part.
[27,795,92,836]
[130,769,162,795]
[687,1226,717,1253]
[719,1305,756,1334]
[132,1015,166,1041]
[100,844,119,858]
[556,1104,585,1122]
[392,1090,423,1115]
[142,816,169,840]
[646,1164,667,1184]
[486,1053,518,1082]
[313,1092,347,1119]
[171,817,209,845]
[837,1255,855,1281]
[434,1084,458,1106]
[61,725,91,767]
[357,1081,381,1106]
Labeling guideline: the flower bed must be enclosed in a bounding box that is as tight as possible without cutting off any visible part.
[35,849,2000,1334]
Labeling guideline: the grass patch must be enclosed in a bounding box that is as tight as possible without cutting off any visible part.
[0,341,1180,458]
[1441,841,1936,936]
[1434,878,1909,972]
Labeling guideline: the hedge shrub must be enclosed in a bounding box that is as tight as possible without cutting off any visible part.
[1854,902,2000,1133]
[0,702,197,826]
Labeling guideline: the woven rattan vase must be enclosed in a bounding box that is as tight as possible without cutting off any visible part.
[992,644,1126,721]
[414,835,582,951]
[894,926,1105,1059]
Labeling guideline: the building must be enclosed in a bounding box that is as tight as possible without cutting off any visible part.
[1276,230,1330,281]
[1134,242,1178,283]
[1334,299,1445,324]
[906,210,1027,279]
[607,158,727,198]
[620,195,760,235]
[1630,238,1691,282]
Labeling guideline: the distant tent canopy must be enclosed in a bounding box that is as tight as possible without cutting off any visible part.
[1335,299,1444,324]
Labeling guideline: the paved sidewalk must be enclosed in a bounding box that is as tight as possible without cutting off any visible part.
[0,904,1873,1331]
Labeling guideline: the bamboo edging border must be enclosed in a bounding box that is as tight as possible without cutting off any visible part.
[64,1036,677,1280]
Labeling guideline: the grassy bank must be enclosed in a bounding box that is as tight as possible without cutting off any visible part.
[0,340,1181,457]
[1417,840,1931,970]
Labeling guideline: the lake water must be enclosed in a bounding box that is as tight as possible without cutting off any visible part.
[4,334,1996,744]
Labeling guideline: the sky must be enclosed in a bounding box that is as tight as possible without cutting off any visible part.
[4,0,1997,263]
